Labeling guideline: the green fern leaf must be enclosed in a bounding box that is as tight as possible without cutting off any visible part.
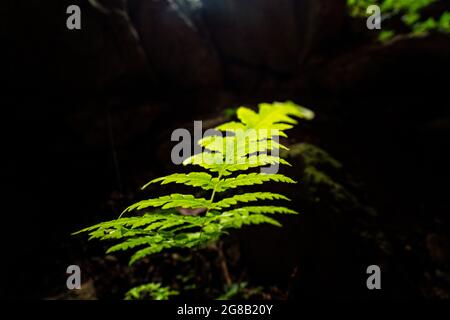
[183,153,291,175]
[222,206,299,216]
[215,173,296,192]
[142,172,215,190]
[219,213,282,228]
[124,194,210,212]
[212,192,290,209]
[106,235,164,254]
[199,135,288,156]
[129,244,170,265]
[218,101,314,135]
[73,216,144,235]
[241,214,283,227]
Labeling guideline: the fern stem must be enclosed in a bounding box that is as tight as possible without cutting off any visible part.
[206,170,224,213]
[207,170,232,286]
[216,241,232,287]
[199,170,224,246]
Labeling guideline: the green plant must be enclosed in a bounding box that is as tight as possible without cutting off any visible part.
[124,282,179,300]
[282,143,360,211]
[223,107,238,119]
[217,282,264,300]
[347,0,450,41]
[74,101,313,294]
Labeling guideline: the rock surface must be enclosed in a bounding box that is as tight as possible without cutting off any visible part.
[129,0,222,89]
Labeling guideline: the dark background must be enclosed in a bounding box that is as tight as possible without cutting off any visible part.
[2,0,450,299]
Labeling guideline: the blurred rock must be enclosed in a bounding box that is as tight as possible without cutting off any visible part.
[60,0,151,90]
[305,0,347,53]
[426,233,449,264]
[201,0,305,74]
[201,0,346,73]
[69,103,163,147]
[129,0,222,89]
[47,279,97,300]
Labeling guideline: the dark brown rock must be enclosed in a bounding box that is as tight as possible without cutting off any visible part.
[59,0,151,90]
[130,0,222,89]
[202,0,305,74]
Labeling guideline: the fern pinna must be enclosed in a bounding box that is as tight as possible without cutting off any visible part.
[75,102,314,266]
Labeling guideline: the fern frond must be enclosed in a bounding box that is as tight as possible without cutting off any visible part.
[220,213,283,228]
[199,135,288,157]
[220,155,291,174]
[124,194,210,212]
[77,213,209,240]
[89,228,153,241]
[129,243,173,265]
[221,206,299,216]
[106,235,164,254]
[75,101,313,268]
[73,216,146,235]
[128,231,212,265]
[217,101,314,135]
[142,172,215,190]
[183,153,291,175]
[141,172,295,192]
[215,121,245,132]
[182,152,227,173]
[214,173,296,192]
[238,213,283,227]
[212,192,290,209]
